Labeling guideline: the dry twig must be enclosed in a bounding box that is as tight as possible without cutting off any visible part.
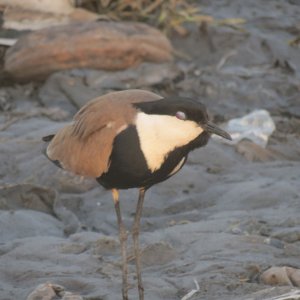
[181,278,200,300]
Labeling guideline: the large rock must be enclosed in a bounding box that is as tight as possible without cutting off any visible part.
[4,21,173,82]
[0,0,75,14]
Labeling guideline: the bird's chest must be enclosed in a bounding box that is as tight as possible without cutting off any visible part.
[97,124,189,189]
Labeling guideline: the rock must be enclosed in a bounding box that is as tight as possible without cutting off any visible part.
[3,7,70,31]
[4,21,173,82]
[91,236,119,256]
[60,243,87,255]
[260,266,300,287]
[140,242,177,267]
[26,282,83,300]
[1,0,75,14]
[264,237,285,249]
[38,63,179,112]
[272,228,300,243]
[3,7,99,31]
[53,196,82,236]
[188,140,237,169]
[26,282,57,300]
[0,184,56,215]
[84,62,180,90]
[235,139,284,162]
[38,72,83,113]
[0,150,18,179]
[0,210,63,242]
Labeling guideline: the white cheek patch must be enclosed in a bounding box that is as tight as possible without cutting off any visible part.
[135,112,203,172]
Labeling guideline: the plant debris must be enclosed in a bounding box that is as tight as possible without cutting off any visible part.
[80,0,215,34]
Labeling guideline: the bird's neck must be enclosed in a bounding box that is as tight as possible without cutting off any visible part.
[135,112,203,172]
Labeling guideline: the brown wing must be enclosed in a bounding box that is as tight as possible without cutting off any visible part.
[45,89,162,178]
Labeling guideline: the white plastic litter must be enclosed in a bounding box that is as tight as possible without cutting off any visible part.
[213,109,276,148]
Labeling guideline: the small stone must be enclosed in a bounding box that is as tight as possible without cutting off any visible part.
[231,226,242,235]
[272,228,300,243]
[92,237,119,256]
[141,242,177,267]
[60,243,87,254]
[264,237,285,249]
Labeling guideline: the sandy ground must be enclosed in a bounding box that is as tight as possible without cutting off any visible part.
[1,0,300,299]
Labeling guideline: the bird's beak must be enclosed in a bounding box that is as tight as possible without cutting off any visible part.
[202,121,232,141]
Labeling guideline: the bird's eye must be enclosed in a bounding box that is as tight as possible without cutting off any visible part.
[175,111,186,120]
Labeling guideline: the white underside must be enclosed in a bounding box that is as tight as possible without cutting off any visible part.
[135,112,203,172]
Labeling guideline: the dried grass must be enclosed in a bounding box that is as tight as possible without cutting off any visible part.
[80,0,215,35]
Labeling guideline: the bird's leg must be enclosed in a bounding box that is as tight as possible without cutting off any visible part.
[132,188,146,300]
[112,188,129,300]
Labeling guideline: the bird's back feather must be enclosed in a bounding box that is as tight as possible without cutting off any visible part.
[44,89,162,177]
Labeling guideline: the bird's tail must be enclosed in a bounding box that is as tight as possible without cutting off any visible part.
[42,134,63,169]
[42,134,55,142]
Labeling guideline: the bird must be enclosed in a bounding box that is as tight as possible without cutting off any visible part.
[42,89,231,300]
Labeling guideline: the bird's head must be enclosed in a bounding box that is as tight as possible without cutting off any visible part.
[134,96,232,142]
